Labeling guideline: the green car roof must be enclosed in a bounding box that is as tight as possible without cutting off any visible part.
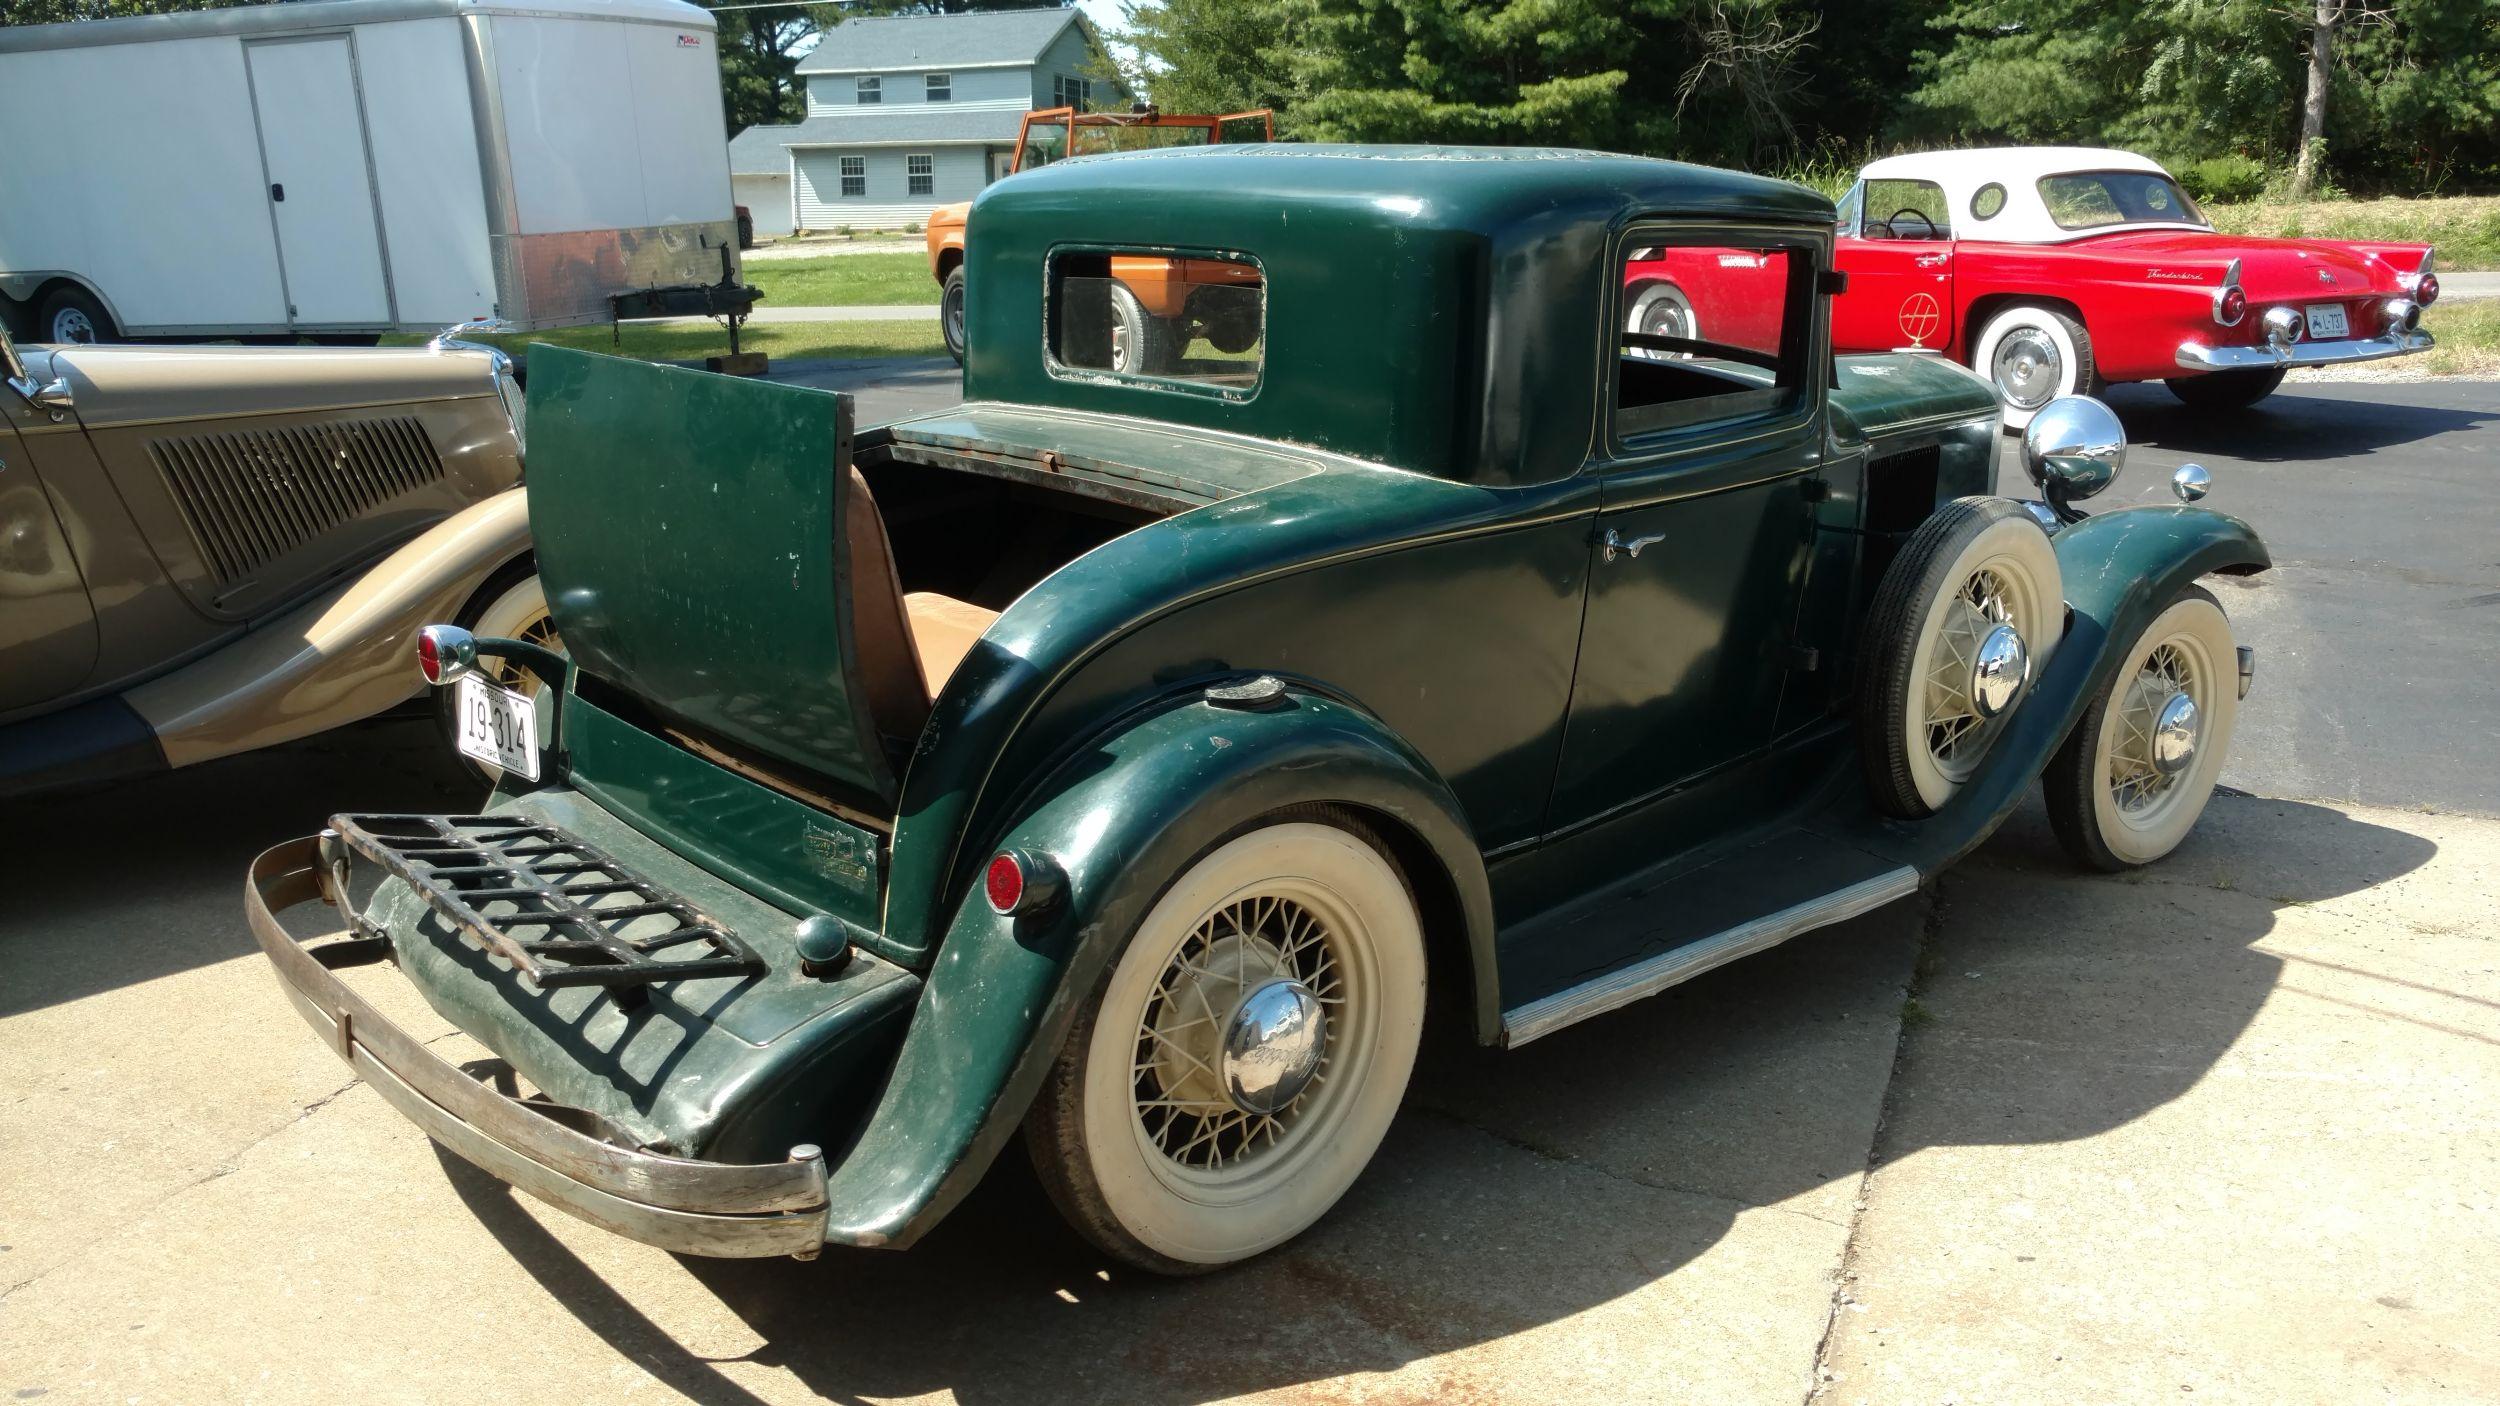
[960,144,1836,487]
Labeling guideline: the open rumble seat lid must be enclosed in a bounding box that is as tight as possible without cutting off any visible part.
[524,347,907,812]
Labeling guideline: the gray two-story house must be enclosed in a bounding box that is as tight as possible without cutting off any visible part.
[727,7,1122,235]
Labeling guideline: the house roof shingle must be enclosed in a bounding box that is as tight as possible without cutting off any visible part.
[793,7,1082,76]
[727,108,1032,172]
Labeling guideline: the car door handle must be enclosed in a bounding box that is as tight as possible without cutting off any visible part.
[1601,529,1665,562]
[1914,253,1948,268]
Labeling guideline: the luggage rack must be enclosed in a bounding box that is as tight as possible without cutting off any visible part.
[324,814,764,994]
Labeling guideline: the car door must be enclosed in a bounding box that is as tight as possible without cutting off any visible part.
[1832,176,1954,354]
[1549,228,1825,829]
[0,368,101,713]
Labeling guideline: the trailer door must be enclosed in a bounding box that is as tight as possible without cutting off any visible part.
[245,36,392,328]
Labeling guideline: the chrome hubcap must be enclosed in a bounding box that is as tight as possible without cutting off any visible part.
[2150,690,2201,776]
[2113,642,2199,813]
[1992,328,2062,409]
[1134,894,1342,1170]
[1219,978,1328,1114]
[1925,566,2025,779]
[1968,622,2030,719]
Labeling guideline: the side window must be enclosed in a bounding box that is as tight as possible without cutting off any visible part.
[856,76,881,105]
[1862,179,1950,240]
[1970,182,2007,222]
[838,154,866,198]
[925,72,951,102]
[1834,181,1863,236]
[1614,236,1812,439]
[1047,250,1263,396]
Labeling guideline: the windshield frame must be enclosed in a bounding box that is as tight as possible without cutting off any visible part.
[2034,169,2211,233]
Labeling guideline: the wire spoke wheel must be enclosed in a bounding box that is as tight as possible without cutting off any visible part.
[1921,566,2020,780]
[1028,817,1426,1272]
[2045,586,2239,871]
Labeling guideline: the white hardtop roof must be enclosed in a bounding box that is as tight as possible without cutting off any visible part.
[0,0,712,54]
[1853,147,2204,245]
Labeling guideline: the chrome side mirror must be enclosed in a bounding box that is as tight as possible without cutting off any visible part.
[2020,395,2125,523]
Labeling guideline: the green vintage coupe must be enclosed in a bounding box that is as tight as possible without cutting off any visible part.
[245,146,2267,1273]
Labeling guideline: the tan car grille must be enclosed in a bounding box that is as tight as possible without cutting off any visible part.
[149,417,446,585]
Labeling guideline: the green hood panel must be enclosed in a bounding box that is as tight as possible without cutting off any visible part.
[525,346,901,809]
[1829,352,1999,444]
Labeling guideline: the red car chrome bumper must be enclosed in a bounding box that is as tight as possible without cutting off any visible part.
[2176,327,2433,372]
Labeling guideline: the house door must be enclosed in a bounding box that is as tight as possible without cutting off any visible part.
[246,36,392,328]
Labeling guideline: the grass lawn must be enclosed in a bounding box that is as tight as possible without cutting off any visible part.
[2418,299,2500,377]
[391,318,947,364]
[2206,194,2500,270]
[746,253,937,308]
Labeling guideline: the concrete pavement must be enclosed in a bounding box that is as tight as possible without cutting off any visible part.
[2436,271,2497,301]
[3,725,2494,1402]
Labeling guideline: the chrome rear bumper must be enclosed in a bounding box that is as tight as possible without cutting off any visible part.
[244,837,831,1259]
[2176,328,2433,372]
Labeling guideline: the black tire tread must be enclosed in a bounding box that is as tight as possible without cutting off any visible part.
[1855,497,2039,819]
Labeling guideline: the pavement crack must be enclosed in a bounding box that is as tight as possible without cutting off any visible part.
[1805,876,1946,1403]
[1410,1104,1849,1231]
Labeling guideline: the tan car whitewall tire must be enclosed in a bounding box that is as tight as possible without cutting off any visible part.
[1859,498,2065,818]
[2045,587,2239,870]
[1027,814,1428,1273]
[441,567,562,787]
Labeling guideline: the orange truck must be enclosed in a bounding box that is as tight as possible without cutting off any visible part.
[926,105,1273,365]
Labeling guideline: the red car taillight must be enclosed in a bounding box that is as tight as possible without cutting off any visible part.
[2213,285,2247,327]
[414,624,476,686]
[2417,273,2440,307]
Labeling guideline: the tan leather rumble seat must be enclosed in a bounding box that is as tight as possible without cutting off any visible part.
[843,467,1002,728]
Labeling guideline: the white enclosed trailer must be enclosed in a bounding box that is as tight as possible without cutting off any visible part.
[0,0,748,342]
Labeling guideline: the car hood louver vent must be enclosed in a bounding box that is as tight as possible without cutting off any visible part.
[148,416,446,587]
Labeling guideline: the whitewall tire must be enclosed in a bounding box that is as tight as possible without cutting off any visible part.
[1973,304,2100,431]
[1027,815,1428,1273]
[2044,587,2239,870]
[1858,498,2065,818]
[1626,281,1699,346]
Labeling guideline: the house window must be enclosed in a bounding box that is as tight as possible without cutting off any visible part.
[839,154,866,198]
[856,76,881,104]
[907,153,934,196]
[1052,75,1089,110]
[926,72,950,102]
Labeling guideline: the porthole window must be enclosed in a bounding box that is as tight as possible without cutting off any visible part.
[1971,183,2007,221]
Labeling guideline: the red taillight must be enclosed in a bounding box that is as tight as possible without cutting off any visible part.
[2215,285,2247,327]
[2417,273,2439,307]
[417,630,443,684]
[985,853,1025,913]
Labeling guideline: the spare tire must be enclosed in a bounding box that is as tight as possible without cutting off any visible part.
[1857,497,2065,817]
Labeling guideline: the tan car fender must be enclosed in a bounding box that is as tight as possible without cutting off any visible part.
[126,489,532,767]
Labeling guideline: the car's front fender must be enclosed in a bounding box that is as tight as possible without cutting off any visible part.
[123,489,531,766]
[819,689,1495,1249]
[1848,503,2270,874]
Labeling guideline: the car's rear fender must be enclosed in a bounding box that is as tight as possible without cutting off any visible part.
[820,688,1496,1249]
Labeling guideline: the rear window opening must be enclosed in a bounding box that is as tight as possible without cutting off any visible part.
[1046,249,1264,396]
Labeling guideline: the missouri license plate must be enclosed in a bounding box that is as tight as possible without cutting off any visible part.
[453,674,541,782]
[2304,302,2349,339]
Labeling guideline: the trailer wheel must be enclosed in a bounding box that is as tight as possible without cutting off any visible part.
[39,286,118,345]
[941,266,968,364]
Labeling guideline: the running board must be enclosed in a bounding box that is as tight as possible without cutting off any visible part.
[1498,866,1920,1047]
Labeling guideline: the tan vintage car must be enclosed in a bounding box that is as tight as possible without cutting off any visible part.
[0,323,553,796]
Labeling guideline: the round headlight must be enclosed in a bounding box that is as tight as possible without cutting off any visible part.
[2021,395,2126,505]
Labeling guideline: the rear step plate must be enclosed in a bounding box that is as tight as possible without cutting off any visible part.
[326,814,765,991]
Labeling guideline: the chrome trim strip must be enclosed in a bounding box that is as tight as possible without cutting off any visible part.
[2176,328,2434,371]
[1498,865,1921,1047]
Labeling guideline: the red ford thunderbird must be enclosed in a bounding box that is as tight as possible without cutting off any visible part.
[1627,148,2439,429]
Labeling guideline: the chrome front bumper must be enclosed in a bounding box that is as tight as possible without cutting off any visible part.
[244,837,831,1259]
[2176,328,2434,372]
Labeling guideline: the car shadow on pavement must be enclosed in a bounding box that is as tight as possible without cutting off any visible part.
[2097,380,2496,463]
[433,794,2438,1405]
[0,717,478,1018]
